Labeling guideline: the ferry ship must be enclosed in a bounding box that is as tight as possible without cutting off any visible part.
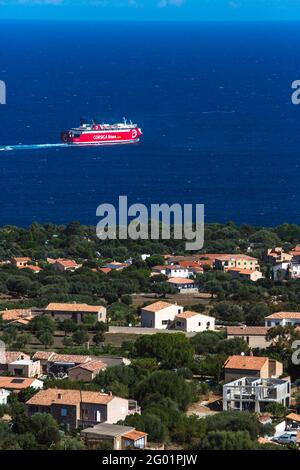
[60,118,142,145]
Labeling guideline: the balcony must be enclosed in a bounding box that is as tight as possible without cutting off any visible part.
[128,400,141,415]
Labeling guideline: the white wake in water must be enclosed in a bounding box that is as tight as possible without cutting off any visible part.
[0,143,70,152]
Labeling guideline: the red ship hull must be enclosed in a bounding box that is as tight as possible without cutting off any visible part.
[60,126,142,145]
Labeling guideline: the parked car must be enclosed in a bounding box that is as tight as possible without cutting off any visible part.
[272,432,297,444]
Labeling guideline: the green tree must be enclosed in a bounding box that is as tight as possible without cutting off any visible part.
[133,333,195,369]
[72,328,89,346]
[135,370,196,410]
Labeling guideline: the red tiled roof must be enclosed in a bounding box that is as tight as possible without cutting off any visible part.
[286,413,300,424]
[142,301,176,312]
[168,277,194,284]
[55,259,80,268]
[122,430,147,440]
[99,267,111,274]
[227,326,269,336]
[20,265,42,272]
[0,308,32,321]
[0,376,39,390]
[215,254,258,261]
[224,355,268,371]
[228,268,260,274]
[45,303,104,313]
[0,351,29,364]
[32,351,55,361]
[33,351,92,364]
[265,311,300,320]
[26,388,114,406]
[70,360,106,372]
[175,310,200,319]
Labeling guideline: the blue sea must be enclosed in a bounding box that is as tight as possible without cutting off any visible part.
[0,21,300,227]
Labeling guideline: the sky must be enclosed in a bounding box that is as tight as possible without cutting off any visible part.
[1,0,300,21]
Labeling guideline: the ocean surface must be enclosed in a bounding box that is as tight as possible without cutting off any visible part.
[0,21,300,227]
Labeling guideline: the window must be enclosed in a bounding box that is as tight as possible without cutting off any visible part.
[267,321,271,327]
[198,322,201,326]
[162,320,170,325]
[61,408,68,417]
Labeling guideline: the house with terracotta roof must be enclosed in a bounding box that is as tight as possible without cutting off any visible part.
[227,268,263,282]
[81,423,147,450]
[224,355,283,383]
[214,254,260,272]
[165,266,191,279]
[20,264,43,274]
[227,326,271,349]
[103,261,130,271]
[141,301,184,329]
[174,311,215,333]
[99,267,112,274]
[0,308,34,325]
[286,413,300,431]
[265,311,300,328]
[11,257,31,268]
[167,277,198,293]
[33,351,128,377]
[52,258,82,272]
[44,302,106,324]
[32,351,95,375]
[68,360,106,382]
[264,247,292,265]
[0,351,30,372]
[26,388,134,430]
[0,376,43,393]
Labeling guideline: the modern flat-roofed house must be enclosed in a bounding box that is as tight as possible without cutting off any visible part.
[44,302,106,324]
[7,359,41,378]
[0,376,43,393]
[140,301,184,329]
[214,254,259,272]
[227,326,271,349]
[167,277,198,293]
[223,376,291,412]
[175,311,215,333]
[26,388,134,430]
[227,268,263,282]
[224,355,283,383]
[265,311,300,328]
[81,423,147,450]
[272,262,300,281]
